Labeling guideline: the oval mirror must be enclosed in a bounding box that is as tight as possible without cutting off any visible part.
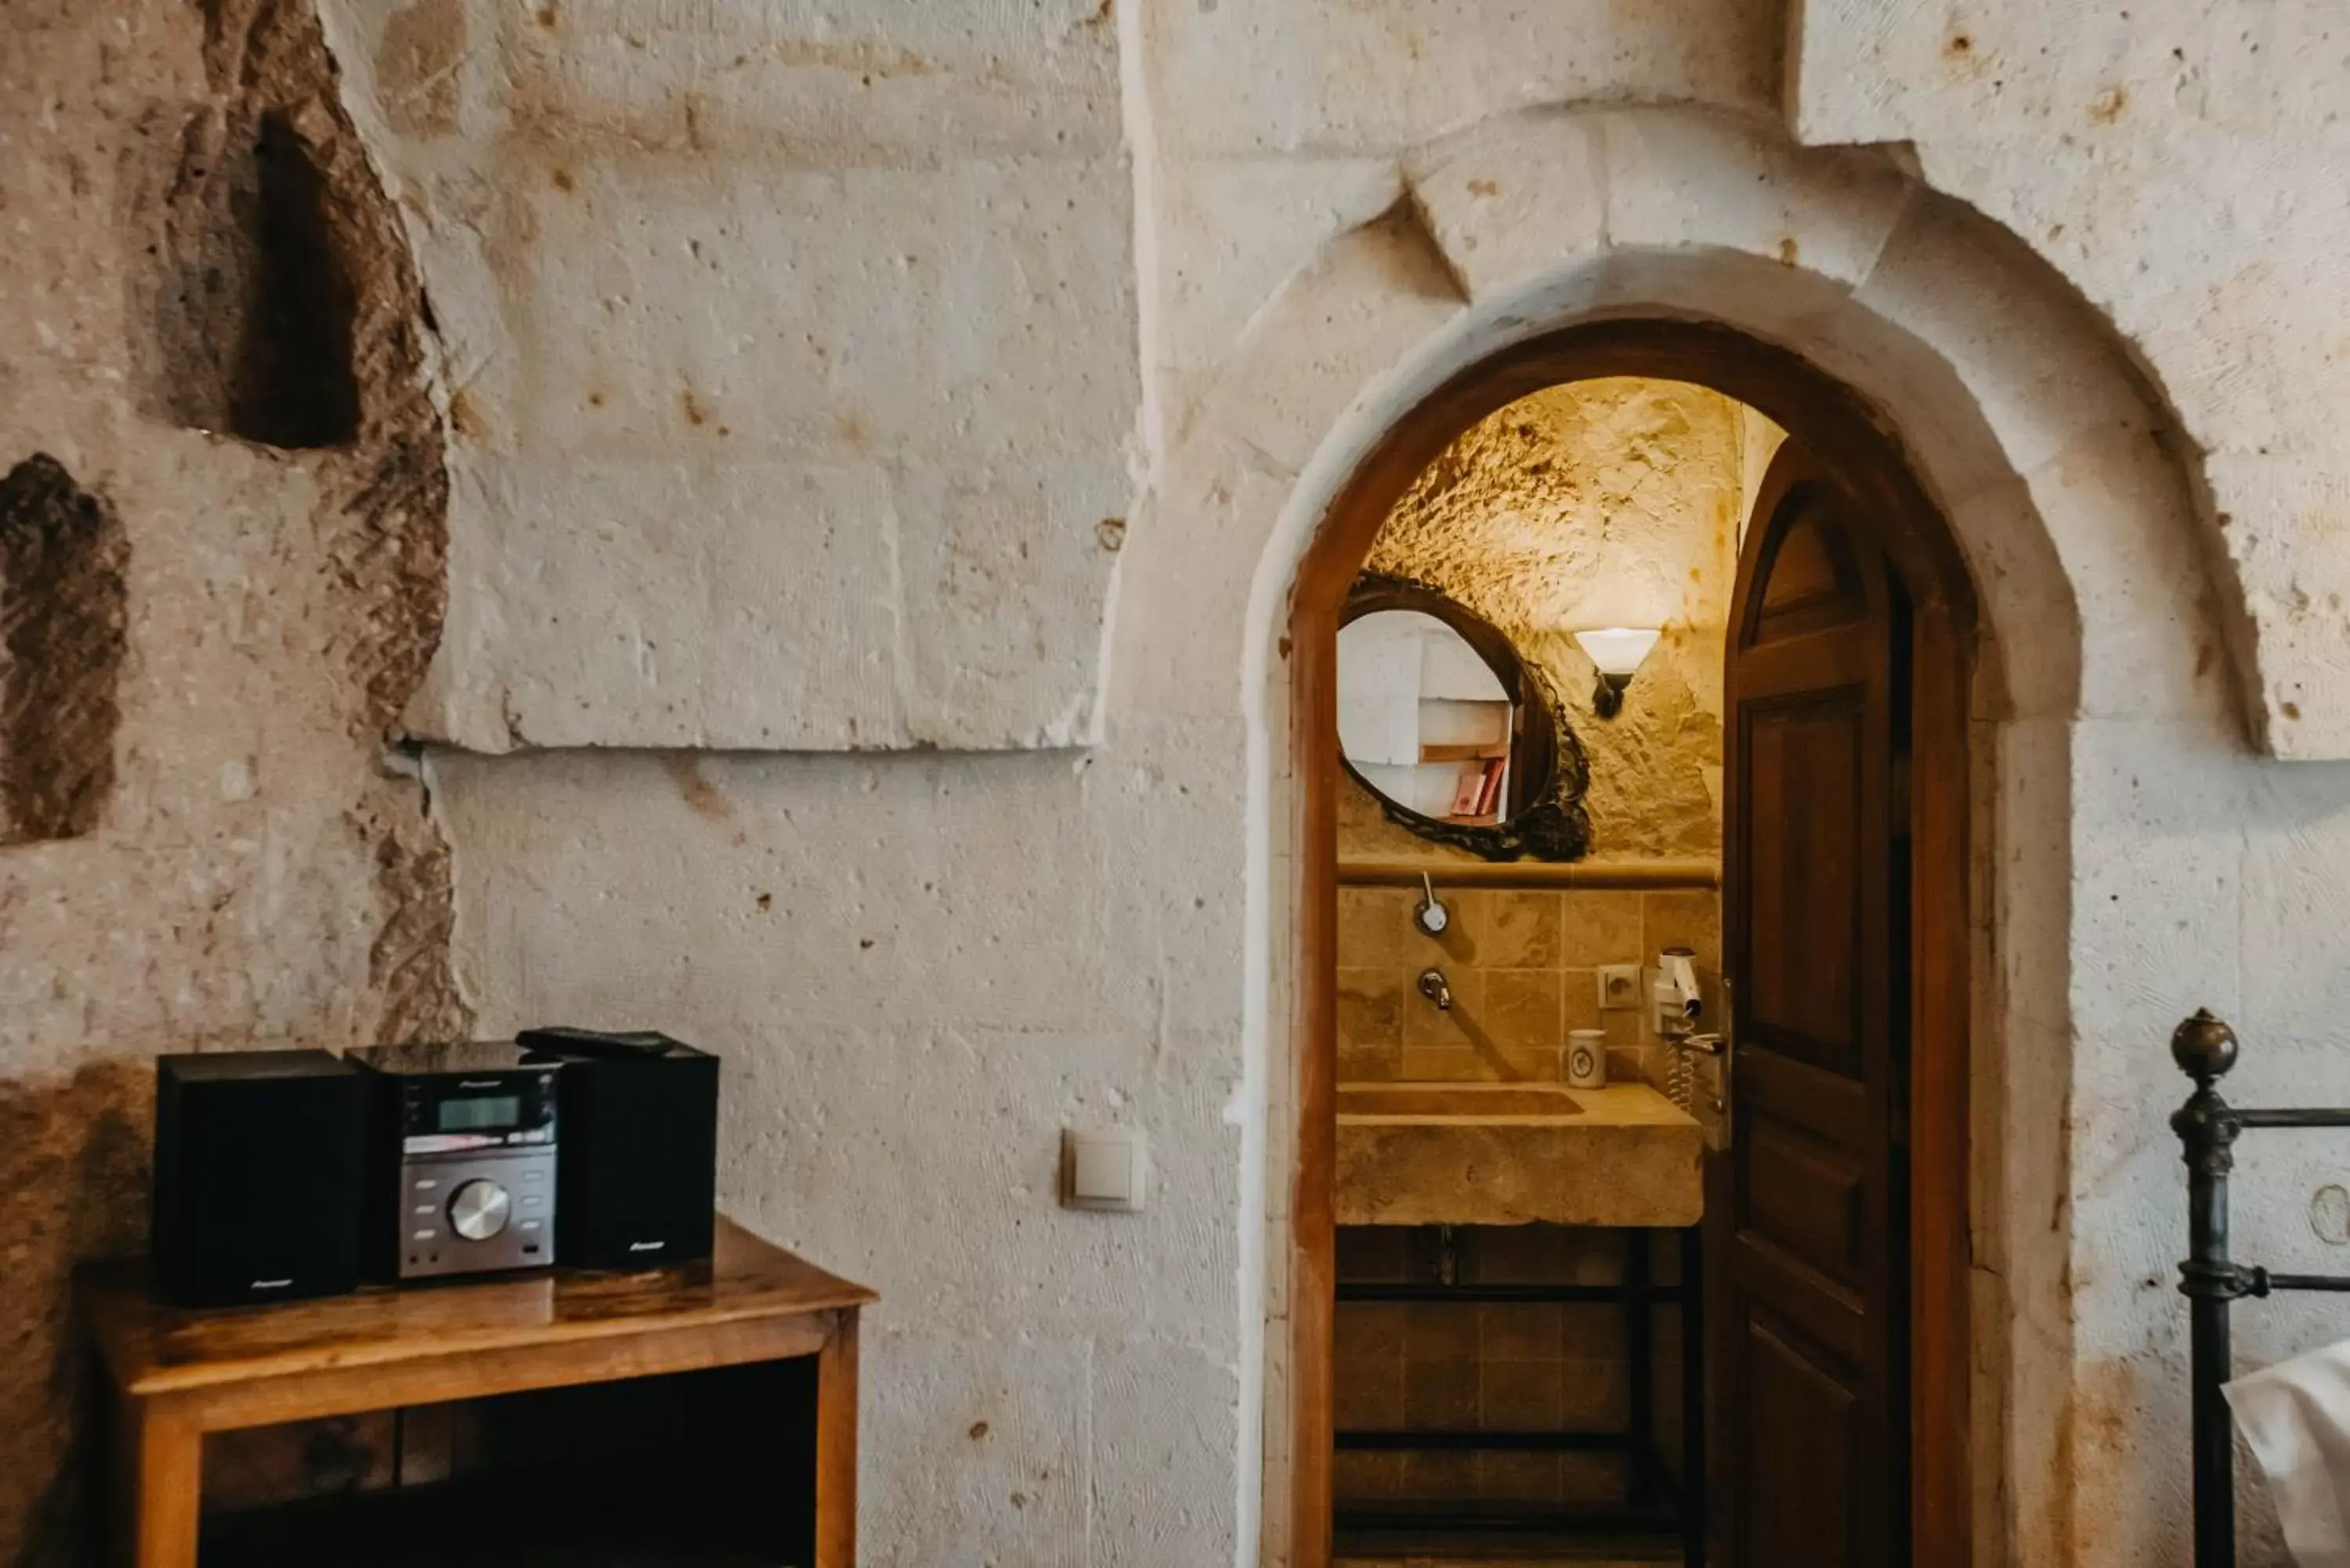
[1336,577,1589,861]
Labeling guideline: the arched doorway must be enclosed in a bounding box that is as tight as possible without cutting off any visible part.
[1285,321,1977,1566]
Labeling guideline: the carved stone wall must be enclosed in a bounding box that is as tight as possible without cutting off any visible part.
[0,2,463,1553]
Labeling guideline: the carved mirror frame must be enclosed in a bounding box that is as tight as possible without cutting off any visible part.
[1337,573,1592,861]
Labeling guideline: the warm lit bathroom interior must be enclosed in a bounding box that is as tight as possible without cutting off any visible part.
[1329,378,1784,1566]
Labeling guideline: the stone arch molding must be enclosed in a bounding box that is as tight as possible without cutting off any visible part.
[1126,103,2258,750]
[1106,101,2261,1566]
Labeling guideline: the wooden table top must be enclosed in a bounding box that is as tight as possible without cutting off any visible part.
[82,1216,876,1400]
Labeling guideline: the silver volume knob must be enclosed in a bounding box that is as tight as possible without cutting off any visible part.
[447,1178,512,1241]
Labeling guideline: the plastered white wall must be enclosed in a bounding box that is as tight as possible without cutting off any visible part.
[273,4,2350,1566]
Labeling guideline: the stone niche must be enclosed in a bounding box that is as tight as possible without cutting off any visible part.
[0,455,128,844]
[139,100,363,453]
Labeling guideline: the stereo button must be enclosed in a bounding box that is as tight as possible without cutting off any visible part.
[446,1179,512,1241]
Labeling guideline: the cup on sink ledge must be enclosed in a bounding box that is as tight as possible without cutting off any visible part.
[1567,1028,1607,1089]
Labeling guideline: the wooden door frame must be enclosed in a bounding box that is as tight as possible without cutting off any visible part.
[1285,320,1977,1567]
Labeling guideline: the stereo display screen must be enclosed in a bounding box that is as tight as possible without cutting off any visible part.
[438,1095,520,1133]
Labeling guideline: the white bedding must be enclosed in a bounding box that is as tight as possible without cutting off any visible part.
[2230,1339,2350,1566]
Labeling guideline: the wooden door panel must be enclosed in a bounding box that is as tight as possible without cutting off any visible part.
[1739,1312,1864,1568]
[1752,502,1866,640]
[1743,1122,1867,1286]
[1727,1231,1867,1369]
[1741,692,1865,1078]
[1734,1050,1871,1147]
[1718,439,1907,1568]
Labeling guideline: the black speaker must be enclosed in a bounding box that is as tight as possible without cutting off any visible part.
[516,1028,718,1270]
[151,1050,367,1308]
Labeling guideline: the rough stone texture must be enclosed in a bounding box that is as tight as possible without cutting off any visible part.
[17,2,2350,1566]
[1791,0,2350,757]
[0,457,128,844]
[1335,1082,1702,1230]
[1356,377,1760,862]
[313,0,1138,753]
[0,0,464,1554]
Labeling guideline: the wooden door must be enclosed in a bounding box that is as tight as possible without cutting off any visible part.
[1715,441,1912,1566]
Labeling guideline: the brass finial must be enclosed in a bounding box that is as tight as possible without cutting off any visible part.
[2171,1008,2239,1085]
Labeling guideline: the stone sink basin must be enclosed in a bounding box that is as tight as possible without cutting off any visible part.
[1335,1081,1702,1229]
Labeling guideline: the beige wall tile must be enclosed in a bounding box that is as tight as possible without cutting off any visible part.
[1480,1302,1565,1361]
[1334,1357,1404,1429]
[1561,1230,1627,1285]
[1561,1358,1631,1426]
[1332,1448,1403,1502]
[1473,1224,1574,1284]
[1405,1302,1480,1360]
[1643,888,1722,971]
[1559,1451,1629,1505]
[1338,1037,1403,1082]
[1337,886,1417,968]
[1560,890,1646,965]
[1561,1302,1625,1360]
[1397,1045,1493,1082]
[1563,966,1606,1033]
[1336,1227,1408,1281]
[1338,966,1405,1081]
[1337,966,1405,1046]
[1452,889,1564,967]
[1399,1449,1480,1500]
[1480,1360,1566,1429]
[1404,1359,1480,1430]
[1476,1450,1564,1504]
[1400,966,1488,1050]
[1484,967,1564,1053]
[1336,1302,1408,1360]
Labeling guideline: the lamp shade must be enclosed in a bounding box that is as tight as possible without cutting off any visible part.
[1573,627,1661,677]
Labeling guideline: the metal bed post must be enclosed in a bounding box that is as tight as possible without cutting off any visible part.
[2172,1010,2350,1566]
[2171,1010,2245,1568]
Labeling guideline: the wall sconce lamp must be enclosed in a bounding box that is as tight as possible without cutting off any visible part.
[1573,627,1661,718]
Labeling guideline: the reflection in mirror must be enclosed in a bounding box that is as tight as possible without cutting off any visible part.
[1337,611,1517,826]
[1334,576,1589,862]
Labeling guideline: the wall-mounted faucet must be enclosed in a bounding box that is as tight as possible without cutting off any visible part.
[1413,873,1450,937]
[1418,968,1453,1011]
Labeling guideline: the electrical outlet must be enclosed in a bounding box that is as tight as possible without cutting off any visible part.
[1598,963,1641,1011]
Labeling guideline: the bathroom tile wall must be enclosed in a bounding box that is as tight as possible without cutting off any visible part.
[1336,882,1720,1089]
[1330,1224,1687,1515]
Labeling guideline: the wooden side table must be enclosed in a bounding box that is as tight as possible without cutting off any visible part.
[81,1217,874,1568]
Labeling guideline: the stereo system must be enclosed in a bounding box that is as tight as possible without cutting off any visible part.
[149,1028,719,1305]
[349,1041,562,1281]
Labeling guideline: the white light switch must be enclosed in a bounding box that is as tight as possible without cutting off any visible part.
[1065,1129,1148,1212]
